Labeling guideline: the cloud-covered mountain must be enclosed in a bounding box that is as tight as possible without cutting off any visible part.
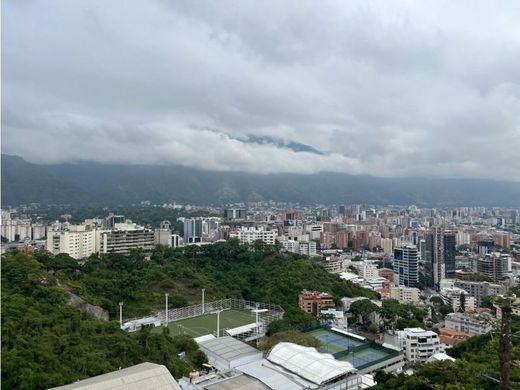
[2,1,520,180]
[2,155,519,207]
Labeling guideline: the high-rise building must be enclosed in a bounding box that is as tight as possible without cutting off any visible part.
[477,254,508,283]
[393,244,418,287]
[424,228,456,289]
[381,238,393,255]
[223,208,246,221]
[444,232,456,279]
[335,231,349,249]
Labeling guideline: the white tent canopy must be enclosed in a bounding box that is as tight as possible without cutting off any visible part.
[267,342,356,385]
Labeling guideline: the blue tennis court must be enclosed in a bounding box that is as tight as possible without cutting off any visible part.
[307,328,364,353]
[338,347,389,368]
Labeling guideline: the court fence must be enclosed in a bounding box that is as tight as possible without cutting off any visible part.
[154,298,284,327]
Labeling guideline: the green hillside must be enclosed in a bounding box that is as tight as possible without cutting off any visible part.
[1,241,376,388]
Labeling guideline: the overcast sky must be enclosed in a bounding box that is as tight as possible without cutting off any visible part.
[2,0,520,180]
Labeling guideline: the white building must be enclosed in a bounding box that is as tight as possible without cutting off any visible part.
[154,228,172,247]
[389,286,421,304]
[381,238,393,255]
[281,239,317,257]
[46,224,98,260]
[398,328,443,363]
[100,223,155,254]
[444,313,493,335]
[229,227,277,245]
[354,262,379,279]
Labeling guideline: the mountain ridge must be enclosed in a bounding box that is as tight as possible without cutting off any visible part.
[2,154,519,207]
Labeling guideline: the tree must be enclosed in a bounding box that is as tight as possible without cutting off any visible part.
[439,304,453,317]
[350,299,380,326]
[259,331,320,353]
[459,292,466,313]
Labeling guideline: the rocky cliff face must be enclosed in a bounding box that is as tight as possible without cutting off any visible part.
[57,280,109,321]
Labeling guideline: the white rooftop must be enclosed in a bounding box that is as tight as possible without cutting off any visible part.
[199,336,261,362]
[426,353,456,363]
[267,342,356,385]
[225,322,262,336]
[50,362,180,390]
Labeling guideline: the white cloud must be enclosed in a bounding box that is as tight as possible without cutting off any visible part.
[2,0,520,180]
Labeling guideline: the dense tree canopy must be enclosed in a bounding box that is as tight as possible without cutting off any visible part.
[2,242,377,388]
[1,252,207,389]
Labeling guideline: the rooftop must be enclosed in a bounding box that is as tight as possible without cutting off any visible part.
[50,362,180,390]
[199,336,261,362]
[267,342,356,385]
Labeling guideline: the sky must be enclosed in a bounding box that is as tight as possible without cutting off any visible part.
[2,0,520,180]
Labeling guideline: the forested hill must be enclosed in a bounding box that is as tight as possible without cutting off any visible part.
[1,241,376,388]
[3,154,520,207]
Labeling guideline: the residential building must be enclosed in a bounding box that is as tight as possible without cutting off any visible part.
[398,328,443,363]
[454,280,505,306]
[229,227,276,245]
[477,253,509,282]
[154,228,172,247]
[46,224,98,260]
[390,286,421,304]
[444,313,493,335]
[355,262,379,279]
[379,268,396,283]
[99,224,155,254]
[393,244,418,287]
[298,290,335,314]
[381,238,393,255]
[424,228,456,289]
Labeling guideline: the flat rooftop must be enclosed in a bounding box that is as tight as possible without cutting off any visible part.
[199,336,261,362]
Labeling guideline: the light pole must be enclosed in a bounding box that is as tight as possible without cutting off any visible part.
[217,310,220,338]
[165,293,169,326]
[119,302,123,327]
[202,288,206,315]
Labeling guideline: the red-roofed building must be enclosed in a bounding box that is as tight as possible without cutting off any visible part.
[298,290,335,314]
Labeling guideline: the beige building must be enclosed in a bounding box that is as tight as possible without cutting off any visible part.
[47,224,99,260]
[390,286,421,304]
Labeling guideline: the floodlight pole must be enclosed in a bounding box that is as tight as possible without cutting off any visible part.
[202,288,206,314]
[119,302,123,326]
[217,310,220,338]
[165,293,169,326]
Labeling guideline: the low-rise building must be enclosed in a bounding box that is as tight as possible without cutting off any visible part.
[397,328,443,363]
[438,328,472,347]
[389,286,421,304]
[299,290,335,314]
[229,227,276,245]
[453,280,505,306]
[100,224,155,254]
[444,313,493,335]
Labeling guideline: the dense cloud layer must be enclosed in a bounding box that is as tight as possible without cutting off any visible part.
[2,0,520,179]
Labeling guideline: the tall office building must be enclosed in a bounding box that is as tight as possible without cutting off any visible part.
[424,228,456,289]
[223,208,246,221]
[393,244,419,287]
[444,232,456,279]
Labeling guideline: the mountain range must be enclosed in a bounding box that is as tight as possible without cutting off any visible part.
[2,154,519,207]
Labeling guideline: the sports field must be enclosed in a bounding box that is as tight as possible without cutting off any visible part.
[307,328,364,354]
[155,309,261,337]
[338,347,389,368]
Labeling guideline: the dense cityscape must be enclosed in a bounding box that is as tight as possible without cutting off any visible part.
[2,201,520,388]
